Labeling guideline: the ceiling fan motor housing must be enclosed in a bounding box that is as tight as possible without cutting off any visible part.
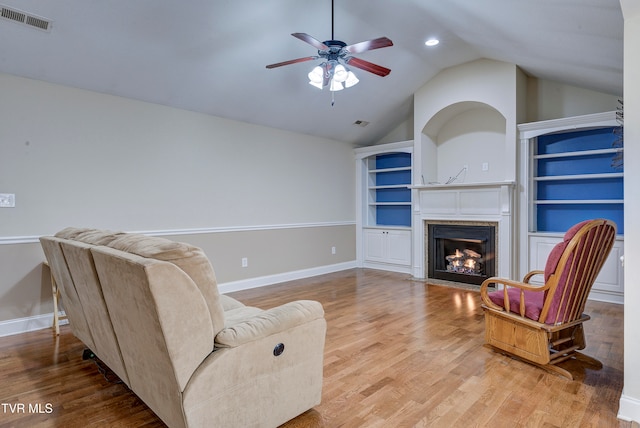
[320,40,348,61]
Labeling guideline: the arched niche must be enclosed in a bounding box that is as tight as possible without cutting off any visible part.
[420,101,506,184]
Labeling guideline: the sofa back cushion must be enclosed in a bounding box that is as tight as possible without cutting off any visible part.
[40,236,96,350]
[106,234,225,335]
[59,239,131,385]
[91,246,213,428]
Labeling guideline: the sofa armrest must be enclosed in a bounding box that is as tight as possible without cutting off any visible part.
[214,300,324,348]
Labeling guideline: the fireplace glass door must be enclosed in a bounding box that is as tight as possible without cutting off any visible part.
[428,224,496,285]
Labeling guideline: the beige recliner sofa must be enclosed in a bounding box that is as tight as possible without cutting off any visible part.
[40,228,326,428]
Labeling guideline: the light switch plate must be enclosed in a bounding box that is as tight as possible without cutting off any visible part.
[0,193,15,208]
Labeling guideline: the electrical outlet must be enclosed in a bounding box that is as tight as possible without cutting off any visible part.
[241,257,248,268]
[331,246,336,255]
[482,162,489,171]
[0,193,15,208]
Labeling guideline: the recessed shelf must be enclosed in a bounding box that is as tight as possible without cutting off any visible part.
[534,172,623,181]
[535,199,624,205]
[368,166,412,173]
[369,202,412,206]
[533,147,622,160]
[368,184,411,190]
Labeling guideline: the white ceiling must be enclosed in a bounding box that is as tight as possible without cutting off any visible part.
[0,0,623,146]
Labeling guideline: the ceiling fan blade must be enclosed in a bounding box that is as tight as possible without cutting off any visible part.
[345,57,391,77]
[344,37,393,54]
[292,33,329,51]
[266,56,318,69]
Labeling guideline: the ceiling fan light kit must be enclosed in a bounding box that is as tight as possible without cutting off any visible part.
[266,0,392,101]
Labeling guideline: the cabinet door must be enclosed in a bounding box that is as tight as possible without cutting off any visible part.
[364,229,386,263]
[529,235,623,297]
[387,230,412,266]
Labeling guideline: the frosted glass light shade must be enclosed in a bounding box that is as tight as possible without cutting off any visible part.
[308,66,324,83]
[345,71,359,88]
[329,79,344,91]
[333,64,348,82]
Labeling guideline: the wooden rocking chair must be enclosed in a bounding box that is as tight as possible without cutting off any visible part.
[480,219,617,379]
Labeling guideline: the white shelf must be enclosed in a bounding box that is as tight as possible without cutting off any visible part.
[368,166,411,173]
[534,172,623,181]
[533,147,623,160]
[368,202,412,206]
[535,199,624,205]
[368,184,411,190]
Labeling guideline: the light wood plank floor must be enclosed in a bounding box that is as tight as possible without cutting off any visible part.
[0,269,631,427]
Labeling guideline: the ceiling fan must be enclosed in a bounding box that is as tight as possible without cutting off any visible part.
[265,0,393,92]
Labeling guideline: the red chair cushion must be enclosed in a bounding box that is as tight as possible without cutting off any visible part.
[487,288,545,321]
[489,220,592,324]
[544,220,590,282]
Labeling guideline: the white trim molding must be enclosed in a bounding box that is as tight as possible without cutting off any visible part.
[0,312,68,338]
[618,391,640,423]
[219,261,356,294]
[0,221,356,245]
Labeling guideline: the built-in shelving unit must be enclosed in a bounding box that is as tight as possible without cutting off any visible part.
[532,126,623,234]
[367,152,412,227]
[518,111,624,303]
[355,141,413,273]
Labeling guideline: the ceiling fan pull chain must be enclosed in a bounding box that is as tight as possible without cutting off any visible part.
[331,87,336,106]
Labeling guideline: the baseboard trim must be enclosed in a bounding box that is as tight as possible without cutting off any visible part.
[618,391,640,423]
[588,289,624,305]
[219,261,357,294]
[362,261,413,275]
[0,312,68,338]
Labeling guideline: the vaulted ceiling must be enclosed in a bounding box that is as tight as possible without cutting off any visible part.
[0,0,623,146]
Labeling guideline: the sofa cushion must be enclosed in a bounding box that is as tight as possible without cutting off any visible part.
[55,227,125,245]
[73,229,126,246]
[55,227,94,240]
[106,234,225,334]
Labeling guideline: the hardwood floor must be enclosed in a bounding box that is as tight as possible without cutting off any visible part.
[0,268,631,427]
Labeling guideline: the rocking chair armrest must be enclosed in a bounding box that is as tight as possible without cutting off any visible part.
[480,276,549,314]
[522,270,544,284]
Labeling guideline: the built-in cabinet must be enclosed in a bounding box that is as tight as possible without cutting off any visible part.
[355,141,413,273]
[363,228,412,267]
[518,111,624,303]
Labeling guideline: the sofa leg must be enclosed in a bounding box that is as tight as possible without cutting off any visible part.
[82,348,95,360]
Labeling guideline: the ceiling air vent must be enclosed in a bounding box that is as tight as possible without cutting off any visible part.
[0,4,52,32]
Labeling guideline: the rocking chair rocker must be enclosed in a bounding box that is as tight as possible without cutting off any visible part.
[480,219,617,379]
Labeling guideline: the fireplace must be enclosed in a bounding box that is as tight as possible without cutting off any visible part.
[427,222,496,285]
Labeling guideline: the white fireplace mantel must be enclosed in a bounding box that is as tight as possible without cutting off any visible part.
[411,181,516,281]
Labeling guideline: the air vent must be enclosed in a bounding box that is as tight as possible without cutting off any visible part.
[0,4,52,32]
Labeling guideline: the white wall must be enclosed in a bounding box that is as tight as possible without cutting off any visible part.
[0,74,354,235]
[413,59,523,185]
[619,0,640,422]
[374,117,414,146]
[435,107,506,183]
[527,78,621,122]
[0,73,357,328]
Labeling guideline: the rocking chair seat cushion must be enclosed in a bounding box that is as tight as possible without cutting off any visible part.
[487,288,545,321]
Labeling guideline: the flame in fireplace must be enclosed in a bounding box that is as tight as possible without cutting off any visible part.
[445,248,483,275]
